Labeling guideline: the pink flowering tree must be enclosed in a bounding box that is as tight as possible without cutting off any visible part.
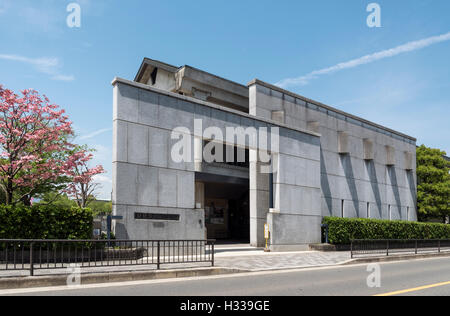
[0,85,104,206]
[65,147,105,208]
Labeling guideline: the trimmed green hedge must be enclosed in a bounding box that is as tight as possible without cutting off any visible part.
[0,205,93,240]
[323,217,450,245]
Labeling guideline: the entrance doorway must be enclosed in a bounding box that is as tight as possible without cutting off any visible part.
[204,182,249,243]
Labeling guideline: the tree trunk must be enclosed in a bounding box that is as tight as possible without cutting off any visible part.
[22,195,32,206]
[6,179,13,205]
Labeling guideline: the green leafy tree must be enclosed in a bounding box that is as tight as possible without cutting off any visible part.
[17,175,71,206]
[89,200,112,217]
[417,145,450,223]
[37,191,77,208]
[37,192,111,217]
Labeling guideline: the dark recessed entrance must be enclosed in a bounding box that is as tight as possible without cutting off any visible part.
[203,181,249,243]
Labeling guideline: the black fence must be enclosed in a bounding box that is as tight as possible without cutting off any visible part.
[0,239,215,276]
[351,239,450,258]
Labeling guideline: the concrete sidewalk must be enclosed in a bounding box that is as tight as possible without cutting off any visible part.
[0,266,242,290]
[215,250,352,271]
[0,249,352,278]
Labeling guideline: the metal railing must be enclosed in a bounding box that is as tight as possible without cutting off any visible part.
[0,239,215,276]
[351,239,450,258]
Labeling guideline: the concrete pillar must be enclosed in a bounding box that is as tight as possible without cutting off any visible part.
[194,136,203,172]
[249,149,270,247]
[195,182,205,209]
[195,182,206,239]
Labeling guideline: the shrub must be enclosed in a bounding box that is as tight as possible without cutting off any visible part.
[0,204,93,240]
[323,216,450,245]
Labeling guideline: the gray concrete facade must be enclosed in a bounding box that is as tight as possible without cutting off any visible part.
[112,77,321,246]
[112,58,417,251]
[248,80,417,227]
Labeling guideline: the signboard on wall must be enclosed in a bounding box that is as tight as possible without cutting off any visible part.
[205,199,227,225]
[205,198,229,239]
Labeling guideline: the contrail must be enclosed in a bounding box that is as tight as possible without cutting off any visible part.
[276,31,450,88]
[0,53,75,82]
[79,128,112,140]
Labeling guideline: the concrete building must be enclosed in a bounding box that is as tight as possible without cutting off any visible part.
[112,58,417,251]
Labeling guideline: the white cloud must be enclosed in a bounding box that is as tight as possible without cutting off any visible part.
[51,74,75,82]
[92,174,112,201]
[79,128,112,140]
[93,174,112,184]
[91,144,111,164]
[0,54,75,81]
[277,31,450,88]
[0,54,57,73]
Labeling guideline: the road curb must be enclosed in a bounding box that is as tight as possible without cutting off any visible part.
[345,251,450,265]
[0,267,245,290]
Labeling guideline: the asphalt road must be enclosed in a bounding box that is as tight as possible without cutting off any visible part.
[2,256,450,296]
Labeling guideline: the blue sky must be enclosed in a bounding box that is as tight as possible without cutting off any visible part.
[0,0,449,199]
